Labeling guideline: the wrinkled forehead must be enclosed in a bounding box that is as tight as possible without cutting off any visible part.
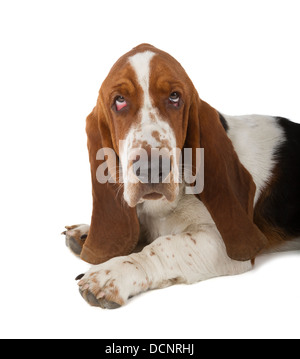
[101,47,190,95]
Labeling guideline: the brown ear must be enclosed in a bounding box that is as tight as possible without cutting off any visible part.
[80,105,140,264]
[185,95,267,261]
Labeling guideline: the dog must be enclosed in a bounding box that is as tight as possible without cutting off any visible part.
[63,44,300,309]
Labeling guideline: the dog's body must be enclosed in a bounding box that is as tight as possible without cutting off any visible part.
[64,45,300,308]
[139,114,300,248]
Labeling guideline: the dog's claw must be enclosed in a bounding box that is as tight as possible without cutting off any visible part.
[75,273,85,281]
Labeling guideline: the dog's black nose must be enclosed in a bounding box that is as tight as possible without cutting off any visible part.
[132,155,171,184]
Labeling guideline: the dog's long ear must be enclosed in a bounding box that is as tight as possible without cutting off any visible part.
[185,94,267,261]
[80,105,140,265]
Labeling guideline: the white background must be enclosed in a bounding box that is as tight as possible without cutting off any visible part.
[0,0,299,339]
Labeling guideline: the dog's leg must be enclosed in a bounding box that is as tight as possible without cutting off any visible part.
[62,224,90,257]
[77,225,252,308]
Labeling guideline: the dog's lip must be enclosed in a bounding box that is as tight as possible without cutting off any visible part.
[142,192,164,200]
[126,183,177,207]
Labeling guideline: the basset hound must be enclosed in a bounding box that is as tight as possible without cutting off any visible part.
[63,44,300,309]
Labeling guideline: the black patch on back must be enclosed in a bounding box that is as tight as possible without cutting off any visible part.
[218,112,229,132]
[262,117,300,237]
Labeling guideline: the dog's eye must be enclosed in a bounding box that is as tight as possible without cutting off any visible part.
[115,96,128,111]
[169,92,180,107]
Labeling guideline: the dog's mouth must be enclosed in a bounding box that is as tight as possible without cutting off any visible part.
[125,182,178,207]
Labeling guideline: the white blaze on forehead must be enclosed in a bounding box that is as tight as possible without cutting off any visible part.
[128,51,176,149]
[129,51,155,111]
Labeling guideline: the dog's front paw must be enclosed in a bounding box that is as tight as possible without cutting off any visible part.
[62,224,90,257]
[76,257,150,309]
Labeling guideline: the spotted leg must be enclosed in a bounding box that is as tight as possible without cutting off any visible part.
[77,225,252,308]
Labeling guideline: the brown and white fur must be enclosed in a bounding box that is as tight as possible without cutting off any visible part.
[63,44,300,309]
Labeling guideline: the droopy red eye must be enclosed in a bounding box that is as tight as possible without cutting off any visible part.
[115,96,128,111]
[169,92,180,107]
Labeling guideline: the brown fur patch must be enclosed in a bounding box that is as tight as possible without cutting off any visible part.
[170,277,183,285]
[151,130,161,143]
[123,260,134,265]
[106,287,125,306]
